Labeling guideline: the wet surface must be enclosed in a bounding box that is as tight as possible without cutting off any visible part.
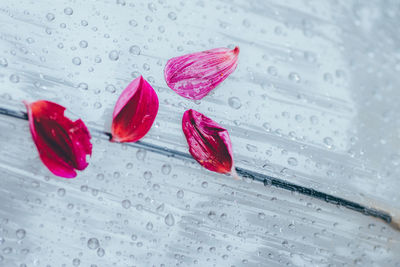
[0,0,399,266]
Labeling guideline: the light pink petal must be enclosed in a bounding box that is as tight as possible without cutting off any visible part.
[111,76,159,142]
[165,46,239,100]
[24,100,92,178]
[182,109,235,175]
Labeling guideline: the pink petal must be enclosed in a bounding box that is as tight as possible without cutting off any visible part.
[111,76,159,142]
[182,109,236,175]
[164,46,239,100]
[24,100,92,178]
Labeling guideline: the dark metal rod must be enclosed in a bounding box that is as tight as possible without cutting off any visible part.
[0,107,393,225]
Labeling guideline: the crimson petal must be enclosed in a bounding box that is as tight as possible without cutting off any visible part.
[182,109,236,176]
[24,100,92,178]
[164,46,239,100]
[111,76,159,142]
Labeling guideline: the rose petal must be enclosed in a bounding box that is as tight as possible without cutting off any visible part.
[24,100,92,178]
[111,76,159,142]
[182,109,236,175]
[164,46,239,100]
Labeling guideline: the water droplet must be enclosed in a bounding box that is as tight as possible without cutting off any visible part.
[108,50,119,61]
[64,7,73,15]
[78,82,88,90]
[57,188,66,197]
[164,213,175,226]
[168,12,177,20]
[46,13,55,21]
[79,40,88,48]
[201,181,208,188]
[126,162,133,169]
[105,84,116,93]
[0,58,8,67]
[97,247,105,257]
[87,238,99,250]
[228,97,241,109]
[323,137,333,148]
[258,212,265,220]
[9,74,20,83]
[143,171,152,180]
[287,157,298,166]
[16,229,26,239]
[176,190,184,199]
[208,211,216,220]
[146,222,153,230]
[72,258,80,266]
[161,164,171,175]
[129,19,138,27]
[136,149,146,161]
[129,45,141,55]
[122,199,131,209]
[289,72,301,83]
[72,57,81,65]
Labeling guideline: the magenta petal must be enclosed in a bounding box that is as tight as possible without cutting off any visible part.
[182,109,235,174]
[111,76,159,142]
[24,100,92,178]
[164,46,239,100]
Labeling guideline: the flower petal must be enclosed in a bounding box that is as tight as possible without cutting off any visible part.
[182,109,235,175]
[24,100,92,178]
[111,76,159,142]
[164,46,239,100]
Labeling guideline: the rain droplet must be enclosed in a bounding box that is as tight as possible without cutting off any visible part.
[122,199,131,209]
[168,12,177,20]
[87,238,100,250]
[136,149,146,161]
[72,57,81,65]
[79,40,88,48]
[64,7,73,15]
[161,164,171,175]
[323,137,333,148]
[228,97,241,109]
[57,188,66,197]
[143,171,152,180]
[288,72,301,83]
[129,19,138,27]
[108,50,119,61]
[0,58,8,67]
[164,213,175,226]
[208,211,216,220]
[146,222,153,230]
[105,84,116,93]
[129,45,141,55]
[72,258,80,266]
[46,13,55,21]
[78,82,88,90]
[201,181,208,188]
[97,247,105,257]
[9,74,20,83]
[176,190,184,199]
[16,229,26,239]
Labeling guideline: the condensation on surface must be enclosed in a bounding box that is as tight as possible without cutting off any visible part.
[0,0,399,266]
